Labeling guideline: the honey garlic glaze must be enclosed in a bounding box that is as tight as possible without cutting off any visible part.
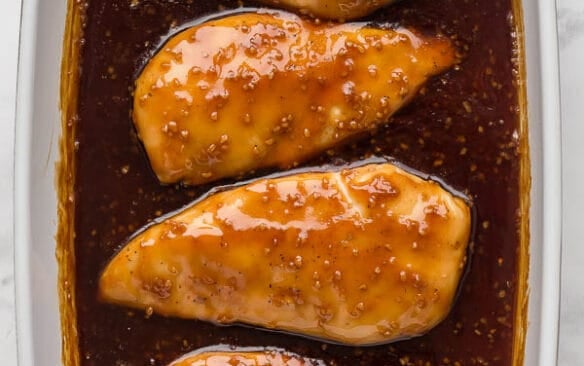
[71,0,523,365]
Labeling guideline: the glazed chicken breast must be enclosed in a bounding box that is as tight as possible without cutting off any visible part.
[99,163,471,345]
[133,11,456,185]
[258,0,395,20]
[168,349,323,366]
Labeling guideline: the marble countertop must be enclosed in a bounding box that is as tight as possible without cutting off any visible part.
[1,0,582,364]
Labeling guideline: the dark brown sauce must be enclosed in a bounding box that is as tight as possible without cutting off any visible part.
[72,0,522,364]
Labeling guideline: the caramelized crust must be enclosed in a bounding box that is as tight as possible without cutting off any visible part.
[99,163,471,345]
[258,0,395,20]
[133,12,456,185]
[169,349,322,366]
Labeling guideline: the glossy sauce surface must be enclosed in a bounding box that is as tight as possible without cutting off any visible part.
[73,0,522,364]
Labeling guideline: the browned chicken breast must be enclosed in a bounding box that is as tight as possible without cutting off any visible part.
[133,12,456,185]
[258,0,395,20]
[168,348,323,366]
[99,163,471,345]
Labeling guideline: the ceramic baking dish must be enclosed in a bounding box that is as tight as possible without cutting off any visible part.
[14,0,562,364]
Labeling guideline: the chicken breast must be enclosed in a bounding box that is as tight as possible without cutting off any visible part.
[133,11,456,185]
[258,0,395,20]
[99,163,471,345]
[168,349,323,366]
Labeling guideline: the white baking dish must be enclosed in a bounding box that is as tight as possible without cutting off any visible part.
[14,0,562,365]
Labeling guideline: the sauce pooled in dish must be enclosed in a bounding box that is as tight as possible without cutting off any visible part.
[66,0,526,364]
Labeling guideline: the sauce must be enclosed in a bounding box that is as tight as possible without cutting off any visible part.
[71,0,523,364]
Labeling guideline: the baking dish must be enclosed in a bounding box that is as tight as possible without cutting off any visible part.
[13,0,561,364]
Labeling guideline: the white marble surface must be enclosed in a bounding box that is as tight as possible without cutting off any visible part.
[0,0,582,364]
[557,0,584,364]
[0,0,20,364]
